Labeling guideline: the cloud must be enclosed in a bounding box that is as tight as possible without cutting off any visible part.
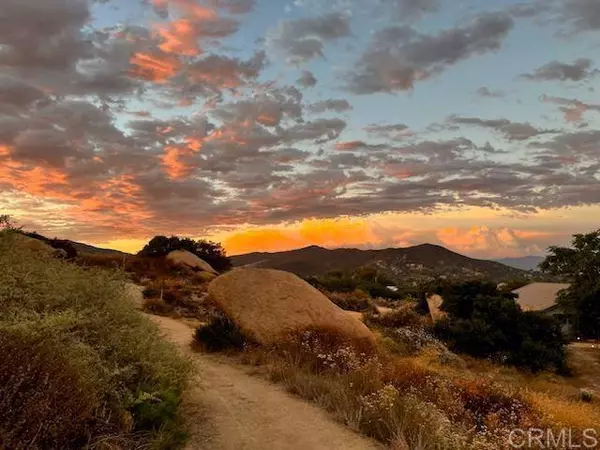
[0,0,90,71]
[541,94,600,123]
[377,0,439,22]
[266,13,351,63]
[208,0,256,14]
[437,226,544,258]
[529,129,600,160]
[334,141,368,151]
[521,58,599,82]
[1,0,599,249]
[558,0,600,34]
[297,70,317,87]
[308,99,352,113]
[0,74,48,108]
[448,116,557,141]
[283,118,347,143]
[345,12,514,94]
[476,86,506,98]
[182,51,266,95]
[364,123,411,140]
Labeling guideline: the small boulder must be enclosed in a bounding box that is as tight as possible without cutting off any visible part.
[208,268,374,345]
[166,250,218,275]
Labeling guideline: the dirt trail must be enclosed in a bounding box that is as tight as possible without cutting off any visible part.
[568,343,600,392]
[150,315,382,450]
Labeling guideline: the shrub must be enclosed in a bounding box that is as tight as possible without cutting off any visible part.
[0,328,104,449]
[139,235,232,272]
[363,303,423,329]
[579,389,594,403]
[0,232,191,449]
[194,313,249,352]
[433,281,567,372]
[144,297,176,316]
[307,269,406,300]
[325,289,373,311]
[76,253,188,282]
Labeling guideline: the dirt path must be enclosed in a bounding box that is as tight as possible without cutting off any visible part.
[567,344,600,392]
[150,315,382,450]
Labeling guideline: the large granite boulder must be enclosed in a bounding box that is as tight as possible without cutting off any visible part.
[208,268,374,345]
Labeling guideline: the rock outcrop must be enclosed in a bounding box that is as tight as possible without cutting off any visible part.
[208,268,374,345]
[166,250,218,275]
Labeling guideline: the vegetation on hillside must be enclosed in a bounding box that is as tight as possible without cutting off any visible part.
[0,231,191,449]
[306,267,411,301]
[541,229,600,339]
[433,281,567,372]
[139,235,232,272]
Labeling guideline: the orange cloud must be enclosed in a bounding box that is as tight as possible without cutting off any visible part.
[334,141,364,151]
[437,225,544,257]
[156,19,203,56]
[152,0,219,57]
[130,52,181,82]
[160,136,205,179]
[0,157,69,198]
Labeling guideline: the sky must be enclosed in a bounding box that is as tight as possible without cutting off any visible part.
[1,0,599,258]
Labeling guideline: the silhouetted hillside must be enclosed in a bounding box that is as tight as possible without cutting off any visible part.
[232,244,528,282]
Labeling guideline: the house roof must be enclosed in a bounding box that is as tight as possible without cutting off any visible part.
[512,282,570,312]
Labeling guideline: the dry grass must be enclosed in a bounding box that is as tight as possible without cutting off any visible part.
[76,253,188,282]
[0,231,192,449]
[231,324,600,450]
[363,302,430,329]
[78,253,214,320]
[324,289,375,312]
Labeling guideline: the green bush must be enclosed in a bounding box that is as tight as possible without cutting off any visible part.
[307,269,405,300]
[363,304,423,329]
[433,281,566,372]
[194,313,249,352]
[0,231,191,449]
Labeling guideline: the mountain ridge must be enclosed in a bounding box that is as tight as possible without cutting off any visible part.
[231,243,529,282]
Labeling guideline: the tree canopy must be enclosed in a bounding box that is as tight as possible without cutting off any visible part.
[434,281,566,372]
[139,235,232,272]
[540,229,600,339]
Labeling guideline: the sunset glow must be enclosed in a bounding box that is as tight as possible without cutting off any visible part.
[2,0,599,258]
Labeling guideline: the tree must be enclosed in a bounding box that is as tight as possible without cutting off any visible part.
[540,229,600,339]
[139,236,232,272]
[434,281,566,372]
[0,215,19,231]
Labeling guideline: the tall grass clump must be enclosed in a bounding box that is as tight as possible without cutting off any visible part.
[0,231,191,450]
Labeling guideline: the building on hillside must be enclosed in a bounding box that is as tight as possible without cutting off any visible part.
[512,282,571,334]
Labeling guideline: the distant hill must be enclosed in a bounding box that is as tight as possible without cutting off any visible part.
[23,231,128,256]
[68,240,128,256]
[231,244,529,282]
[494,256,545,271]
